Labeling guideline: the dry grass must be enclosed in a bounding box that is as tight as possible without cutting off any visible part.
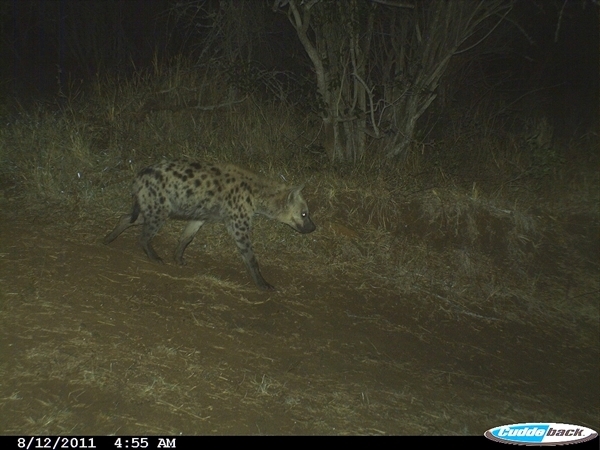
[0,63,597,434]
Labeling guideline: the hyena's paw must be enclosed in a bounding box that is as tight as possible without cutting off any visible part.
[258,280,276,291]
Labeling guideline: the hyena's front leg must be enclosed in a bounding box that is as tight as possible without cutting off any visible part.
[227,224,274,291]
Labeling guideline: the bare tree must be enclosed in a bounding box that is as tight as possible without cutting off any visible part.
[376,0,512,157]
[278,0,383,162]
[275,0,512,161]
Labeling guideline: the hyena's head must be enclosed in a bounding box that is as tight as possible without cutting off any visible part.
[276,186,316,234]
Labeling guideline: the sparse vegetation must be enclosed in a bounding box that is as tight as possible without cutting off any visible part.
[0,0,597,436]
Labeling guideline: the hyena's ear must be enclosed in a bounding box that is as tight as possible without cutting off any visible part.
[287,185,304,204]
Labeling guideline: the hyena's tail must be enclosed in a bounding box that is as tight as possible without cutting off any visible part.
[130,200,141,223]
[104,199,143,245]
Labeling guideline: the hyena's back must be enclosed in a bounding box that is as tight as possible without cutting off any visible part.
[104,160,316,290]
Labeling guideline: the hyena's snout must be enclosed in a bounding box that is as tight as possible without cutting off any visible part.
[294,214,316,234]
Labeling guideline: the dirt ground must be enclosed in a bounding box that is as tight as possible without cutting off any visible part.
[0,196,598,435]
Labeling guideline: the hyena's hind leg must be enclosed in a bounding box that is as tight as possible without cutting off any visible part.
[174,220,205,265]
[139,209,169,264]
[104,201,144,244]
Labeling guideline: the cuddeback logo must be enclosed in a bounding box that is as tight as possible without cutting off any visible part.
[485,423,598,445]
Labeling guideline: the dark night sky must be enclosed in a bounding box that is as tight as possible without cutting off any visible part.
[2,0,598,120]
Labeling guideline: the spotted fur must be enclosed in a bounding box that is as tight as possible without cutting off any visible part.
[104,160,316,290]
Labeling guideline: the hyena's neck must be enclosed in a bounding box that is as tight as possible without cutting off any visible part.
[254,183,289,219]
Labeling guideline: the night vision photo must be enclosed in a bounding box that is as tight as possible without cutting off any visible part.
[0,0,597,436]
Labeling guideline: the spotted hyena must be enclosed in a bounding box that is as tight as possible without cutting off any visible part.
[104,160,316,290]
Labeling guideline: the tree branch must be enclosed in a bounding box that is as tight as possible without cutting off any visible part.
[369,0,415,9]
[352,71,380,138]
[454,4,513,55]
